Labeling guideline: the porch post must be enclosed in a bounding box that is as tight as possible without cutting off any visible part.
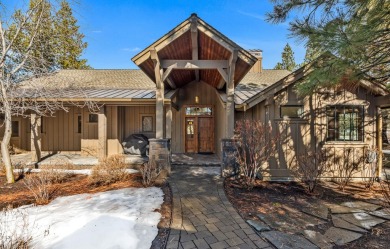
[151,49,165,139]
[30,113,41,162]
[377,107,383,180]
[98,106,107,160]
[165,103,172,139]
[226,49,238,138]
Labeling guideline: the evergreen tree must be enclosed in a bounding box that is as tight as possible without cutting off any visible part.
[274,43,297,71]
[54,0,89,69]
[303,40,321,64]
[267,0,390,95]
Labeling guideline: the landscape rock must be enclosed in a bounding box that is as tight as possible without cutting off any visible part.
[324,227,362,246]
[369,208,390,220]
[325,203,364,214]
[331,216,367,233]
[301,206,329,221]
[335,213,385,230]
[303,230,333,249]
[246,219,271,232]
[262,231,318,249]
[340,201,381,212]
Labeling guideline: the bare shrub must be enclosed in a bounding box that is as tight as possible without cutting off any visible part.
[89,155,128,186]
[23,168,74,205]
[140,160,162,187]
[293,147,328,193]
[0,207,32,249]
[234,120,278,190]
[336,148,363,191]
[379,170,390,207]
[23,172,52,205]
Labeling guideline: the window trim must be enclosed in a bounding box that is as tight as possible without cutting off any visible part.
[11,120,20,138]
[140,114,154,133]
[88,113,98,123]
[326,105,364,142]
[279,105,304,119]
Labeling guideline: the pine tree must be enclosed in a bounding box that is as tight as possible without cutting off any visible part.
[274,43,297,71]
[54,0,89,69]
[303,40,321,64]
[267,0,390,94]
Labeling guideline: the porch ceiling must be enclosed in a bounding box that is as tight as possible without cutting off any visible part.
[132,14,257,90]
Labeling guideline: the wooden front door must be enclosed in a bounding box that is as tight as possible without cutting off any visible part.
[198,117,214,153]
[185,116,214,153]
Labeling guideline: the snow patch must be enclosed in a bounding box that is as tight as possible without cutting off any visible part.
[0,188,163,249]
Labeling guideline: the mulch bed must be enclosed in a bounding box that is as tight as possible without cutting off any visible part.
[151,183,173,249]
[225,178,390,249]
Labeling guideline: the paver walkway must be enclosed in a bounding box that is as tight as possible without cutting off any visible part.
[167,166,272,249]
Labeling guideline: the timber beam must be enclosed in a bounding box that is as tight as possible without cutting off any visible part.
[191,17,200,82]
[161,60,228,69]
[151,49,165,139]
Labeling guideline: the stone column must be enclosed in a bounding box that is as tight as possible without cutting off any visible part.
[221,138,238,177]
[98,107,107,160]
[148,138,171,174]
[30,113,41,162]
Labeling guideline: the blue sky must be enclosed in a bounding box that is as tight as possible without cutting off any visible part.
[5,0,306,69]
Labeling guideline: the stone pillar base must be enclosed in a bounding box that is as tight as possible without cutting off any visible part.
[221,138,239,177]
[149,138,171,174]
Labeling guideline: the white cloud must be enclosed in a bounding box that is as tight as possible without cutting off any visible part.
[237,10,265,20]
[122,47,140,52]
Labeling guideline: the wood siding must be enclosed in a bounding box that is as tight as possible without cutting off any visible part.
[236,85,378,180]
[171,81,224,157]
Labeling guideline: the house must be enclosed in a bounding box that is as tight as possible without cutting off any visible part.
[1,14,389,180]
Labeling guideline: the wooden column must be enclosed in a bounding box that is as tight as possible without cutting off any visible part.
[151,49,165,139]
[165,103,172,139]
[30,113,41,162]
[226,50,238,138]
[98,107,107,160]
[377,107,383,179]
[191,16,199,82]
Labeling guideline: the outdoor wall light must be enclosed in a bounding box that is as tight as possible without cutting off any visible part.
[195,96,199,104]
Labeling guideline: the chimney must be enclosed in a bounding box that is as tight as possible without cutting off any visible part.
[248,49,262,73]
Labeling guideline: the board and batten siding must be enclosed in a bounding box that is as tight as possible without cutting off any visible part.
[171,81,225,157]
[236,84,378,180]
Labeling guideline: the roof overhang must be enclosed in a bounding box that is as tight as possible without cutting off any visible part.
[235,61,390,111]
[132,14,257,90]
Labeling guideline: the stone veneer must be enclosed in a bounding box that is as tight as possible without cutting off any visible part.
[221,138,239,177]
[148,138,171,173]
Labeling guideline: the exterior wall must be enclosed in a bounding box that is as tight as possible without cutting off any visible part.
[0,116,30,152]
[171,81,224,157]
[236,85,378,180]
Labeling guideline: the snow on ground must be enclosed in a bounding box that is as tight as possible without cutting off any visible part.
[14,168,139,175]
[189,166,221,176]
[0,188,163,249]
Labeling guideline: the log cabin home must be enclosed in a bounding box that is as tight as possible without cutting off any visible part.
[1,14,389,180]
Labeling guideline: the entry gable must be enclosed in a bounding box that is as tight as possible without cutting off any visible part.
[132,13,257,90]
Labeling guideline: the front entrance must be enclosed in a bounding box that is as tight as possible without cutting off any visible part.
[185,106,214,153]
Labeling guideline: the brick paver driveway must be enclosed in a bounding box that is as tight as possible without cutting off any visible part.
[167,166,272,249]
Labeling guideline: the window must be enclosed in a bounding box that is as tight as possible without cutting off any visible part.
[11,121,19,137]
[326,105,364,142]
[280,105,304,118]
[89,114,98,123]
[77,115,82,133]
[185,107,212,116]
[142,116,153,132]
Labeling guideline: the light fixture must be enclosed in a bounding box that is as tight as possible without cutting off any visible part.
[195,96,199,104]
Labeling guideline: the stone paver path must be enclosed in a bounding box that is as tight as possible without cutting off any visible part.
[167,166,271,249]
